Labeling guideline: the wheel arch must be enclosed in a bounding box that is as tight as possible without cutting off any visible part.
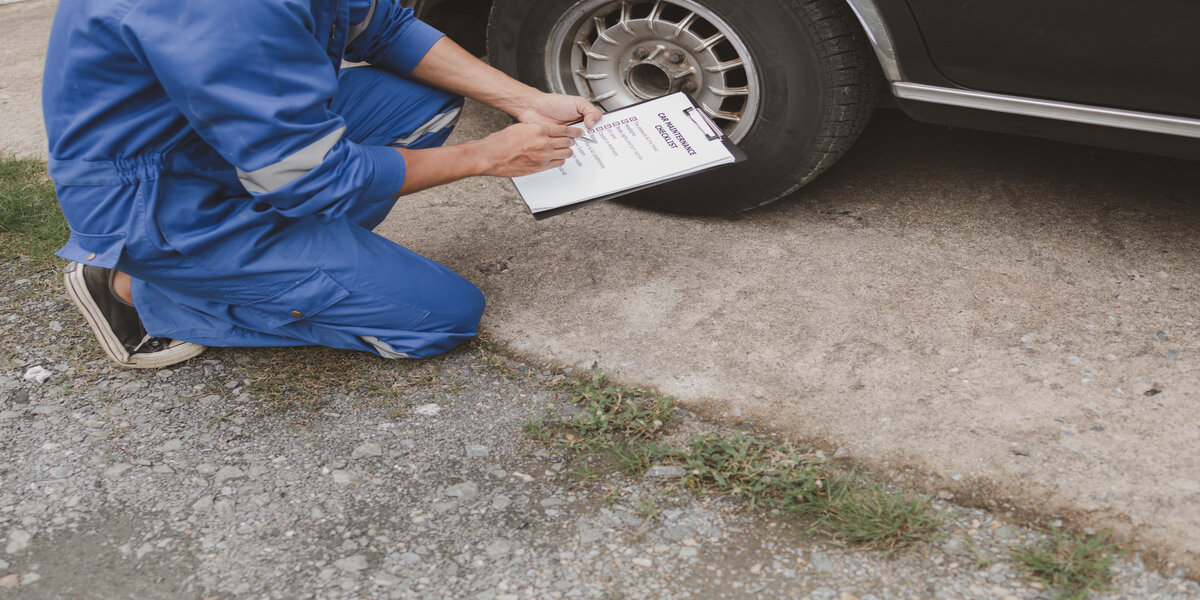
[843,0,902,82]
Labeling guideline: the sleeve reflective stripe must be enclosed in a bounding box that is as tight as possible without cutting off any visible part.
[347,0,379,46]
[236,126,346,194]
[390,106,461,146]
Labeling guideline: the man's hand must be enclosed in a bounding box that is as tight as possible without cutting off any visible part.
[516,92,603,129]
[473,122,579,178]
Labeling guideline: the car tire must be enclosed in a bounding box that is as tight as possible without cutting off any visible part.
[487,0,881,214]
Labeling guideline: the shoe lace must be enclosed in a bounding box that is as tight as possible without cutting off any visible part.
[131,334,166,353]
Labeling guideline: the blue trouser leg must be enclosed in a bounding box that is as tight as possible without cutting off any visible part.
[127,67,482,359]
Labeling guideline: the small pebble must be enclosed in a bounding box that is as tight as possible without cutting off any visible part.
[213,466,246,484]
[445,482,478,500]
[5,529,32,554]
[333,555,368,572]
[22,366,52,384]
[413,403,441,416]
[644,465,686,479]
[351,442,382,459]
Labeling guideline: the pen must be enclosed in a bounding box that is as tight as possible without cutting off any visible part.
[570,118,598,143]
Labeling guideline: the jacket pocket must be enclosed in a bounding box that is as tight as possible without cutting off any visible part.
[236,268,349,329]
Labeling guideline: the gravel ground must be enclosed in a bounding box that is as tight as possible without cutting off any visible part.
[1,258,1198,599]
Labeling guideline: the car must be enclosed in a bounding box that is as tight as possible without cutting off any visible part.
[404,0,1200,213]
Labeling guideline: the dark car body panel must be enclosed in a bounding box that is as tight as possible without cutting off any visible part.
[903,0,1200,118]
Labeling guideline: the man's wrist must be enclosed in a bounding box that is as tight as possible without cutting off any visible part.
[457,139,496,177]
[492,87,544,120]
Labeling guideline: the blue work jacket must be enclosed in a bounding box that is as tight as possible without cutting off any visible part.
[43,0,443,271]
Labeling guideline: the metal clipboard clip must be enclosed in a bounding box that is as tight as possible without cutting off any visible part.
[683,106,724,141]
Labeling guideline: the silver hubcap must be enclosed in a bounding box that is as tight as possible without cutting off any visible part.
[545,0,761,142]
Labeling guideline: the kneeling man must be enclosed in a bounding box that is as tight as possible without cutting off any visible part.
[44,0,599,367]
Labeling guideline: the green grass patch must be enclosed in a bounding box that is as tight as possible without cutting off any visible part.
[1011,527,1119,600]
[0,157,68,267]
[611,440,673,475]
[241,346,392,412]
[525,370,674,476]
[679,432,939,553]
[552,370,674,443]
[808,479,942,554]
[239,345,458,414]
[527,370,676,448]
[525,370,941,553]
[679,432,827,510]
[474,338,540,383]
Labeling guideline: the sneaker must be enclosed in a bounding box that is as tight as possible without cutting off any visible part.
[64,262,206,369]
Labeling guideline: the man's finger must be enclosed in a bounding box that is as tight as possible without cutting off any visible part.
[541,123,576,138]
[581,103,603,129]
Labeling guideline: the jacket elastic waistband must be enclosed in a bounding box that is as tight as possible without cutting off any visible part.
[48,146,231,186]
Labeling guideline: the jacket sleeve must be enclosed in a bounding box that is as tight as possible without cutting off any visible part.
[345,0,445,75]
[120,0,408,220]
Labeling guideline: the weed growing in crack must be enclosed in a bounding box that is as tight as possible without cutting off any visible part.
[678,431,828,511]
[522,370,676,481]
[474,338,540,383]
[612,441,672,476]
[808,479,942,555]
[522,416,551,442]
[634,496,660,520]
[552,370,674,442]
[678,432,940,553]
[1011,527,1120,600]
[523,370,943,554]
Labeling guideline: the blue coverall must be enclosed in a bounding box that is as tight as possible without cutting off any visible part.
[43,0,485,358]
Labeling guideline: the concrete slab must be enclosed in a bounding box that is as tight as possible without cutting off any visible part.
[0,0,51,159]
[5,0,1199,574]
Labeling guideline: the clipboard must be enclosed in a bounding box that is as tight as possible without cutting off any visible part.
[512,92,747,220]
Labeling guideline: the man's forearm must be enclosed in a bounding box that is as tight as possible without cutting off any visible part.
[393,143,486,196]
[409,37,541,118]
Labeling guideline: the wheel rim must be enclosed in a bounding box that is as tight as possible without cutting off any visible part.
[545,0,761,143]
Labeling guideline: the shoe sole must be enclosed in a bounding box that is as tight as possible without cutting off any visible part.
[64,263,206,369]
